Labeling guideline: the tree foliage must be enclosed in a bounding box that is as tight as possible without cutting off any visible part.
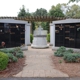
[69,0,80,3]
[17,4,80,33]
[49,4,65,17]
[33,8,47,16]
[18,5,31,17]
[66,4,80,17]
[34,21,49,33]
[31,22,35,34]
[41,22,49,33]
[50,3,80,18]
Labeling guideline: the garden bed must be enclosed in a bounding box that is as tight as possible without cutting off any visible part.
[51,55,80,77]
[0,57,25,77]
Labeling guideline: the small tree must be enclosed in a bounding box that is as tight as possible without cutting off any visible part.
[18,5,27,17]
[18,5,31,17]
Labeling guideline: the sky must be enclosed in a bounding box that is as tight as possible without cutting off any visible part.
[0,0,80,17]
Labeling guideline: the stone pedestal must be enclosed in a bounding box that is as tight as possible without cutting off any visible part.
[31,35,49,48]
[31,26,49,49]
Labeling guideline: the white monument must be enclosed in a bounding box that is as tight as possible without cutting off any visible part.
[31,26,49,48]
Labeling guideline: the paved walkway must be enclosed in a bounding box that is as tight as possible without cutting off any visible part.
[13,46,69,77]
[1,78,80,80]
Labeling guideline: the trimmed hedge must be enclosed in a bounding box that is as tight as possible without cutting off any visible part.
[47,33,50,42]
[0,52,9,70]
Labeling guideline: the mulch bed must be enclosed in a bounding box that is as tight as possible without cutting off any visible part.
[51,55,80,77]
[0,57,25,77]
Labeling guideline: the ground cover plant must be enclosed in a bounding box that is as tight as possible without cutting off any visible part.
[0,47,25,77]
[0,47,24,70]
[52,46,80,76]
[54,46,80,63]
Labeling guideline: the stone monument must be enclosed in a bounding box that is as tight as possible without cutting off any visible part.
[31,26,49,48]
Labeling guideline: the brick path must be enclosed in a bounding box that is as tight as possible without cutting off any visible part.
[1,77,80,80]
[13,46,69,77]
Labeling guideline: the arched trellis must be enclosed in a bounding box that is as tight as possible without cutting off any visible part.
[0,16,80,22]
[0,16,80,48]
[0,16,80,33]
[0,16,67,22]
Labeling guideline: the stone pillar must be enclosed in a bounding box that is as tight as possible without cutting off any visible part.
[21,22,31,50]
[25,23,31,46]
[50,23,55,46]
[52,24,55,49]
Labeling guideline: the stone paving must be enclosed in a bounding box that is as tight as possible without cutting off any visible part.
[1,78,80,80]
[13,46,69,77]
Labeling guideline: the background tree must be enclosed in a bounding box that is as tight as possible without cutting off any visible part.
[18,5,27,17]
[58,3,69,15]
[40,22,49,33]
[49,4,65,17]
[18,5,35,34]
[33,8,48,16]
[69,0,80,3]
[31,22,35,34]
[18,5,31,17]
[32,8,49,32]
[26,9,31,16]
[50,3,80,18]
[66,4,80,17]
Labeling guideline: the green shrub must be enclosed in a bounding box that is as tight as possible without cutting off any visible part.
[12,56,18,62]
[54,46,66,57]
[54,51,63,57]
[30,34,33,43]
[63,53,80,63]
[57,46,66,52]
[0,49,9,53]
[0,48,15,54]
[7,53,18,62]
[62,52,71,56]
[7,53,14,59]
[16,52,24,58]
[13,47,21,51]
[54,46,74,57]
[54,46,80,63]
[66,49,74,53]
[0,52,9,70]
[47,33,50,42]
[17,50,23,53]
[14,47,24,58]
[8,49,15,53]
[0,47,24,62]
